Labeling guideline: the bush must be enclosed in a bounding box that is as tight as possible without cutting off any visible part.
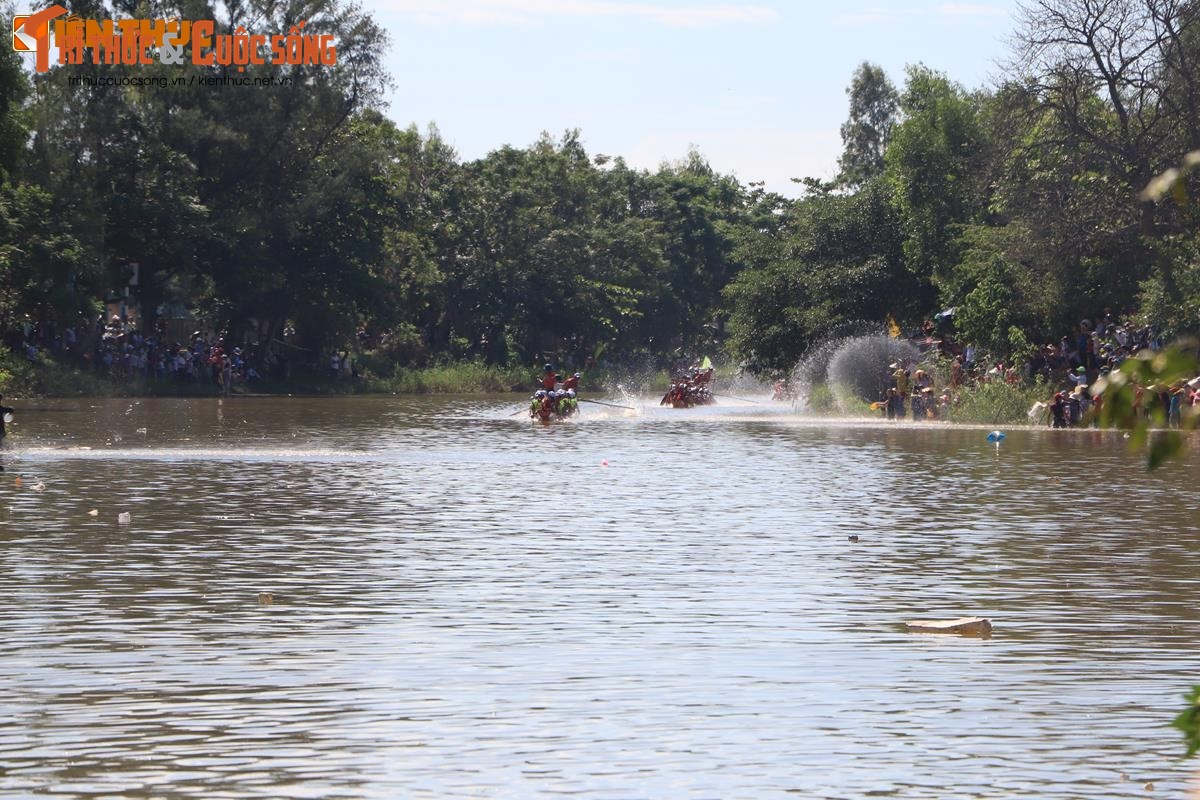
[802,382,835,413]
[0,351,122,397]
[372,361,532,393]
[947,378,1046,425]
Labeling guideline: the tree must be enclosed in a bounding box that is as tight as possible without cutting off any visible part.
[1011,0,1200,238]
[953,256,1017,356]
[838,62,899,189]
[0,36,29,180]
[885,66,986,286]
[724,179,913,374]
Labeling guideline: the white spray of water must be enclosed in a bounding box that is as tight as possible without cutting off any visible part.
[792,335,921,414]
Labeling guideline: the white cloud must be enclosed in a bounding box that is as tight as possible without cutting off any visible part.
[383,0,778,28]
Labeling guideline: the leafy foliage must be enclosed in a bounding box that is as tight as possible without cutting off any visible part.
[1092,343,1198,469]
[1173,685,1200,759]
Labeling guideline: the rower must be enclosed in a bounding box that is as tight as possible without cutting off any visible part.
[541,364,558,391]
[530,389,547,418]
[563,372,580,391]
[538,391,556,421]
[0,394,12,442]
[0,393,12,471]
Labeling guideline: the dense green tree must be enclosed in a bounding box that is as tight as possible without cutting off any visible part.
[884,66,985,287]
[0,36,28,180]
[952,255,1018,356]
[724,179,913,373]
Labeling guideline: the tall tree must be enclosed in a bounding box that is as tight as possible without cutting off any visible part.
[838,62,899,189]
[884,66,985,286]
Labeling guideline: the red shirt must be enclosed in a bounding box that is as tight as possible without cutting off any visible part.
[563,375,579,390]
[542,374,557,390]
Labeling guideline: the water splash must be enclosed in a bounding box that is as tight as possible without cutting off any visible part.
[793,335,920,414]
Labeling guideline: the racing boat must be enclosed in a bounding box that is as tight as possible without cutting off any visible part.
[660,364,716,408]
[529,389,580,422]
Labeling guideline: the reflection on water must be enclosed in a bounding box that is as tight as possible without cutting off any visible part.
[1,396,1199,798]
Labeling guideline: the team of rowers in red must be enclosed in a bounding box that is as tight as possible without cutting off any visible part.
[659,365,716,408]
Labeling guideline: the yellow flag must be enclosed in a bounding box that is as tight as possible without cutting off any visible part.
[885,314,901,339]
[700,356,713,369]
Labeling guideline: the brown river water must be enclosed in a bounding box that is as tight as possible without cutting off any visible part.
[0,395,1198,799]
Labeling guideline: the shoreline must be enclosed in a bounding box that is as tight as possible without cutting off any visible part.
[0,353,698,400]
[0,357,599,400]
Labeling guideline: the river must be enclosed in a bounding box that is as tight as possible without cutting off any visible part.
[1,395,1198,798]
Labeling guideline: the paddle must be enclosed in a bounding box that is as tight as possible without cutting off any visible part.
[714,393,757,404]
[509,406,529,417]
[581,398,636,411]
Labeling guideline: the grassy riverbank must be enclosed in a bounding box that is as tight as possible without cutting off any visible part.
[0,353,533,398]
[802,379,1049,425]
[0,352,634,398]
[0,348,752,399]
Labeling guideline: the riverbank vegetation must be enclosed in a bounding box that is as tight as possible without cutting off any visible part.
[2,0,1199,400]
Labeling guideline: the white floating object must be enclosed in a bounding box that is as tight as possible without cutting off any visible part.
[905,616,992,637]
[87,509,99,517]
[30,481,45,492]
[2,412,12,424]
[117,512,132,525]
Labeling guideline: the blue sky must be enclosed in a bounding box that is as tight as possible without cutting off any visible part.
[373,1,1021,195]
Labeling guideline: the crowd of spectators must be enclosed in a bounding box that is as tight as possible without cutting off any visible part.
[11,313,270,393]
[882,308,1198,427]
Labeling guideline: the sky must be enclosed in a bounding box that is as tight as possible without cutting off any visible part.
[372,0,1023,196]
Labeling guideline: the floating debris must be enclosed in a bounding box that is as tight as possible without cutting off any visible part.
[87,509,99,517]
[905,617,992,637]
[847,534,859,543]
[117,512,132,525]
[30,481,45,492]
[257,592,274,605]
